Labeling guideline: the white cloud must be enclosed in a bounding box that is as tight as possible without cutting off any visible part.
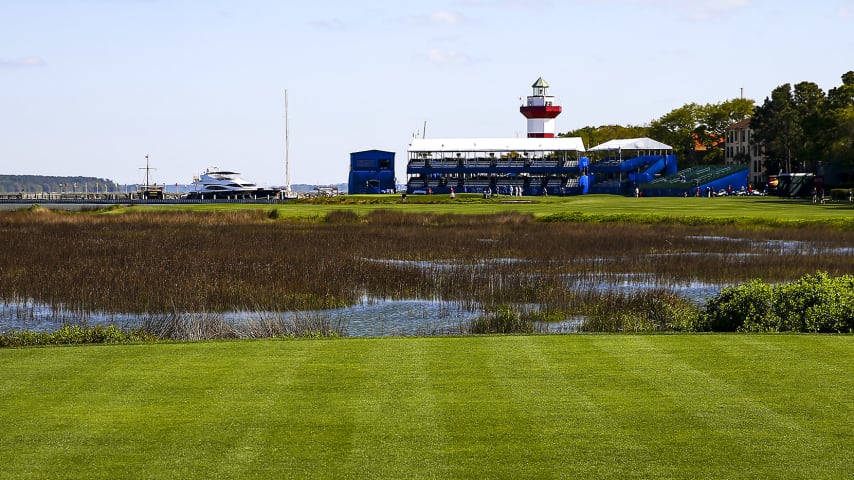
[580,0,751,21]
[309,18,346,30]
[454,0,555,9]
[425,48,474,66]
[0,56,45,67]
[682,0,751,21]
[432,10,464,24]
[411,10,466,26]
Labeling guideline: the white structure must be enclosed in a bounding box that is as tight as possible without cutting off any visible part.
[409,137,585,154]
[187,167,282,199]
[519,77,562,138]
[405,79,588,195]
[588,137,673,155]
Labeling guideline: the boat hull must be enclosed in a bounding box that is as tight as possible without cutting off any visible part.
[184,188,282,200]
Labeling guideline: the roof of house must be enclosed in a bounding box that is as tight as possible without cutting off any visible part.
[727,117,752,129]
[408,137,586,152]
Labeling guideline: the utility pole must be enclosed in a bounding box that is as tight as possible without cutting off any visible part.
[285,90,291,194]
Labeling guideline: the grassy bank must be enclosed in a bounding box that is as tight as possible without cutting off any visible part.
[1,335,851,479]
[118,194,854,226]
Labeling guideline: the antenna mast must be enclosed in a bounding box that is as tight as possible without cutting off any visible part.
[285,90,291,193]
[139,154,156,187]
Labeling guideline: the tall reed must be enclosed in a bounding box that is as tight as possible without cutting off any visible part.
[1,209,852,326]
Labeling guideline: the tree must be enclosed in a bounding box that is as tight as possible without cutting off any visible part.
[825,71,854,169]
[792,81,828,171]
[695,98,756,164]
[559,124,649,150]
[751,84,804,173]
[648,103,703,164]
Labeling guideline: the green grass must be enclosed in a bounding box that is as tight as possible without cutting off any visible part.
[1,335,851,479]
[122,194,854,226]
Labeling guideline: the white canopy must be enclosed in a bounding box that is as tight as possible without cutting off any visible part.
[588,137,672,151]
[409,137,586,153]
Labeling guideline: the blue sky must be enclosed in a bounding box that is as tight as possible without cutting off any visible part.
[2,0,852,186]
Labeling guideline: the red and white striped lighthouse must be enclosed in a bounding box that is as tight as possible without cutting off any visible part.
[519,77,562,138]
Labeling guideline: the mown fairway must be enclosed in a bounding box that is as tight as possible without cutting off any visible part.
[127,194,854,225]
[1,335,851,479]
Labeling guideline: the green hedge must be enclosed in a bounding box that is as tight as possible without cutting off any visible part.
[703,272,854,332]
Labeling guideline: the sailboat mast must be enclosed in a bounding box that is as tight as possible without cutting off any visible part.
[140,154,154,187]
[285,90,291,192]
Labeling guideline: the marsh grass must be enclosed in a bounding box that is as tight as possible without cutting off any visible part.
[1,208,853,334]
[138,310,342,340]
[0,324,155,347]
[579,289,702,332]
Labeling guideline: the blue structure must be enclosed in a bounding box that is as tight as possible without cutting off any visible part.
[637,164,749,197]
[585,138,677,195]
[348,150,395,194]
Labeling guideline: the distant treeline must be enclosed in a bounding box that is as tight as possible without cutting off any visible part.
[0,174,350,194]
[0,175,116,194]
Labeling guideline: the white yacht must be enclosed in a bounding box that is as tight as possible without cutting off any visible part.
[186,167,282,199]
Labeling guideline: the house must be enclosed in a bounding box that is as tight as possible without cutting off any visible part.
[725,117,767,187]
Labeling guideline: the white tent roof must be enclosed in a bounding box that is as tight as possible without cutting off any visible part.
[588,137,672,151]
[409,137,586,153]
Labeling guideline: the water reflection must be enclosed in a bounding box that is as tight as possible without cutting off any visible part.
[1,298,587,337]
[685,235,854,255]
[20,232,834,336]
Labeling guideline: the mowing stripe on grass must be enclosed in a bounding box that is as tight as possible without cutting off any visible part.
[0,336,851,479]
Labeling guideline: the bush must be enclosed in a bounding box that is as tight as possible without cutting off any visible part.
[703,280,774,332]
[0,324,154,348]
[702,272,854,333]
[771,272,854,333]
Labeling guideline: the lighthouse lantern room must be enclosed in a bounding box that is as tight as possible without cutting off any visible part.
[519,77,562,138]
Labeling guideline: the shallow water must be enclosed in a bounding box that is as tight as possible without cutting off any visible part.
[13,232,842,337]
[0,298,583,337]
[685,235,854,255]
[0,274,714,337]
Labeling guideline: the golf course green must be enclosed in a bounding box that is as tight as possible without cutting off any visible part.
[2,195,853,478]
[1,335,851,479]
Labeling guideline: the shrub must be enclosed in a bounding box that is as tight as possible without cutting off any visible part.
[703,280,774,332]
[0,324,154,348]
[702,272,854,333]
[771,272,854,333]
